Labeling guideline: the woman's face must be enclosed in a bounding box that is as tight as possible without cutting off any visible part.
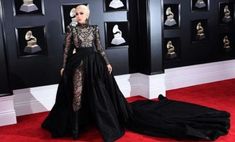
[75,8,87,24]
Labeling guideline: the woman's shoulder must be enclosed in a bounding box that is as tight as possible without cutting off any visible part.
[89,25,99,30]
[66,24,77,32]
[89,24,98,27]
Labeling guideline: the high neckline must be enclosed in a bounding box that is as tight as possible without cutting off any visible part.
[77,22,88,28]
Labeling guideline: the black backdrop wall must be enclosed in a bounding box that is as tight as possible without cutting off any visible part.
[0,1,11,95]
[0,0,163,96]
[1,0,234,96]
[132,0,163,75]
[2,0,65,91]
[163,0,235,68]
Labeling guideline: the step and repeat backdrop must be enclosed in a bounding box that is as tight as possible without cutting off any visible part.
[0,0,163,95]
[163,0,235,68]
[2,0,233,95]
[0,1,10,95]
[0,0,130,93]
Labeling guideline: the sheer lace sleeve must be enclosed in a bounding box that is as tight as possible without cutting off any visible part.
[62,25,73,68]
[94,25,110,65]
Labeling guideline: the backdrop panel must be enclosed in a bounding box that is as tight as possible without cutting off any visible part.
[0,1,11,95]
[163,0,235,68]
[1,0,131,90]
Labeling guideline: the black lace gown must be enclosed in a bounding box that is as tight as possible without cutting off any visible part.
[41,24,230,142]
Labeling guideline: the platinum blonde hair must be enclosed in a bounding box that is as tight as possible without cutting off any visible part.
[76,4,90,19]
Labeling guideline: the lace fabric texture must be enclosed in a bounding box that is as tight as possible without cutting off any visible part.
[63,24,109,68]
[72,61,84,111]
[63,24,110,112]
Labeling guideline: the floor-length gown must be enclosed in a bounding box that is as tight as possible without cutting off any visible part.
[41,23,230,142]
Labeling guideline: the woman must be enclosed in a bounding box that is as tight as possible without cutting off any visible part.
[42,4,230,142]
[42,5,130,141]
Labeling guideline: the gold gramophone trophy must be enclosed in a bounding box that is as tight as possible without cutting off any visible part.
[24,30,41,53]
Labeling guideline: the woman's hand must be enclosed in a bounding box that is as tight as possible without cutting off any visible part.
[60,68,64,76]
[107,64,112,74]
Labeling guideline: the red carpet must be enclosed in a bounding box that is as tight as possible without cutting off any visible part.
[0,79,235,142]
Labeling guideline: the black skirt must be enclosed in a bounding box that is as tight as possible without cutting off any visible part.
[42,48,230,142]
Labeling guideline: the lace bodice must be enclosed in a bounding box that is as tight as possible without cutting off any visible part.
[63,24,109,68]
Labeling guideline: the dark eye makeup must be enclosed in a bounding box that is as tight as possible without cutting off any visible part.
[76,12,84,15]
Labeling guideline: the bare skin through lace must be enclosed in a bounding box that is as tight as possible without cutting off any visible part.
[72,61,84,111]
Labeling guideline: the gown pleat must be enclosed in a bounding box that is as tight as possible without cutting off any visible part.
[42,47,230,142]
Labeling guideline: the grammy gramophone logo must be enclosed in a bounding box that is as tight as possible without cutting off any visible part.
[20,0,38,12]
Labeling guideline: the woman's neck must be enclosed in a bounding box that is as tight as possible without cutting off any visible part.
[77,22,88,28]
